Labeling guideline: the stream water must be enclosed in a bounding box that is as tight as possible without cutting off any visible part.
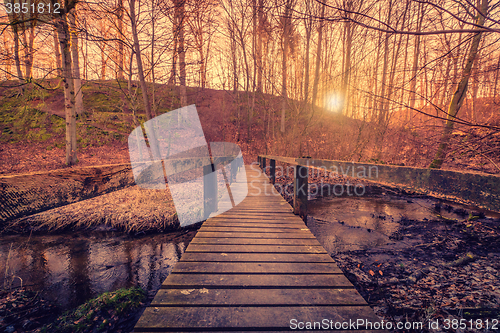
[307,194,500,255]
[0,230,197,308]
[1,192,499,311]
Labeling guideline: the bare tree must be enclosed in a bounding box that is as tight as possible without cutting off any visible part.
[129,0,154,120]
[429,0,489,169]
[116,0,126,80]
[187,0,218,88]
[311,0,325,109]
[54,0,78,165]
[280,0,294,133]
[69,8,84,116]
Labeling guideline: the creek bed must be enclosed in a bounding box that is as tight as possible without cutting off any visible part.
[0,229,197,309]
[305,186,500,332]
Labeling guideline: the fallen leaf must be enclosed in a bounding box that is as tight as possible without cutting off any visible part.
[180,289,195,295]
[379,270,383,276]
[369,270,375,276]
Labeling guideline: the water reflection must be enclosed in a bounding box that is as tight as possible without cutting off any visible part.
[308,195,499,254]
[0,231,196,308]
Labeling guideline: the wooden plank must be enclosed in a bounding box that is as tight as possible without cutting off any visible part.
[172,262,342,274]
[202,222,305,227]
[151,288,366,306]
[162,274,351,288]
[139,331,384,333]
[229,204,291,208]
[208,216,300,222]
[180,252,336,263]
[185,244,327,253]
[194,232,316,239]
[199,226,306,232]
[200,224,305,230]
[134,306,385,331]
[190,238,321,245]
[215,213,294,219]
[198,227,311,233]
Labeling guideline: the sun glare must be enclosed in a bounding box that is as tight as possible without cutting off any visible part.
[324,92,344,113]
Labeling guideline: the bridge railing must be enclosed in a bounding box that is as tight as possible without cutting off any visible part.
[257,155,500,216]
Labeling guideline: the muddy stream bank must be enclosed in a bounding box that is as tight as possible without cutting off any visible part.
[304,183,500,332]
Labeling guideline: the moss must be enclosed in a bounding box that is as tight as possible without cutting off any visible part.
[43,287,146,333]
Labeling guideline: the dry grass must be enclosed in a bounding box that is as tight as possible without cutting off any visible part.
[2,186,179,234]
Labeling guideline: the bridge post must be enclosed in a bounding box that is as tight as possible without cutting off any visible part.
[270,159,276,184]
[262,157,266,171]
[203,163,217,216]
[257,156,261,167]
[293,165,308,221]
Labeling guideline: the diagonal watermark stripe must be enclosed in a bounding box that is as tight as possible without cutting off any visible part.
[128,105,247,227]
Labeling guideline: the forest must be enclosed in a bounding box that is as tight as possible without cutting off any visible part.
[1,1,500,332]
[0,0,499,174]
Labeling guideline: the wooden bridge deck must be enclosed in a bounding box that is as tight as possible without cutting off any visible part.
[134,165,384,332]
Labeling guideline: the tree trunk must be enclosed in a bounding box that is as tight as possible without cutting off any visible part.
[129,0,153,121]
[177,0,187,106]
[56,16,77,165]
[408,2,424,110]
[3,33,12,80]
[377,0,392,129]
[386,1,408,119]
[311,1,325,108]
[168,9,178,87]
[69,9,83,116]
[303,0,312,106]
[53,26,62,77]
[256,0,264,92]
[429,0,488,169]
[22,25,35,79]
[280,0,292,133]
[100,44,107,80]
[116,0,125,80]
[470,47,482,122]
[493,55,500,97]
[12,25,24,82]
[341,18,352,113]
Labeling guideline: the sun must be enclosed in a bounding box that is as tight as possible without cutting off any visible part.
[324,92,344,113]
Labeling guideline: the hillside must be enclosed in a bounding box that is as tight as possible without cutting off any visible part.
[0,79,499,175]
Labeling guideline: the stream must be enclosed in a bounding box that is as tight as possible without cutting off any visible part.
[0,230,197,308]
[307,194,500,255]
[1,191,499,312]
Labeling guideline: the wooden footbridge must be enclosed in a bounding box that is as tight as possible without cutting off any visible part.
[3,154,498,331]
[133,164,384,332]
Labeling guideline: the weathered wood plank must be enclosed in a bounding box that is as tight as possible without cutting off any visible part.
[172,262,342,274]
[194,232,316,239]
[162,274,350,288]
[199,226,306,232]
[134,306,384,331]
[139,331,384,333]
[150,288,366,306]
[179,252,336,263]
[185,244,327,253]
[202,222,305,228]
[208,216,300,222]
[190,238,321,245]
[198,227,311,233]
